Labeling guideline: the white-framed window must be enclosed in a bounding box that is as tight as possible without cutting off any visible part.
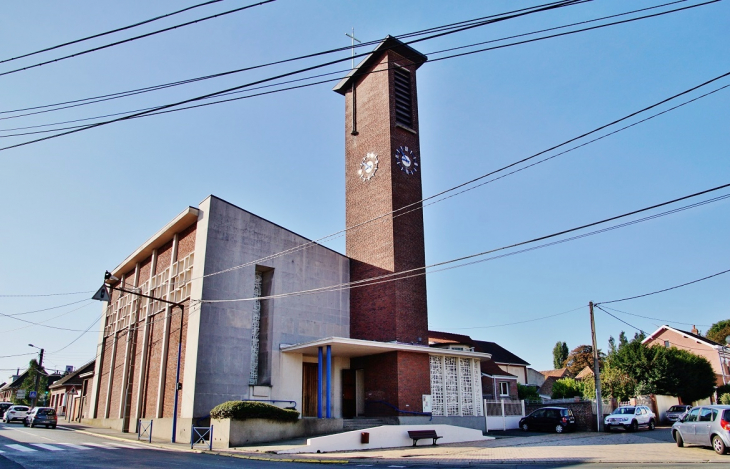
[499,381,509,396]
[664,340,670,348]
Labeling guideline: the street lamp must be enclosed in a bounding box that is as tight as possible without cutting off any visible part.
[28,344,44,408]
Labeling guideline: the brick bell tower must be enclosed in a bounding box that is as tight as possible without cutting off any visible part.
[334,36,430,415]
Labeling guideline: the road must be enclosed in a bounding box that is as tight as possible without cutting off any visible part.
[1,421,729,468]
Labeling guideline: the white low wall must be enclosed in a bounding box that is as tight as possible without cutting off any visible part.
[278,424,491,454]
[485,415,522,431]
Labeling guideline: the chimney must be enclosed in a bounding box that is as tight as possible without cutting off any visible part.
[692,325,699,335]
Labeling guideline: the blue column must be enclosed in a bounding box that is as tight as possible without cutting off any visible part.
[317,347,323,419]
[326,345,332,419]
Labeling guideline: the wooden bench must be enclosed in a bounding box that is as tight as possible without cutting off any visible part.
[407,430,443,446]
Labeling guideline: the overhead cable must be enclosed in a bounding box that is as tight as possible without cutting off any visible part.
[0,0,227,65]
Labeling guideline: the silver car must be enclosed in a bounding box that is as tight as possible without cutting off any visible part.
[666,404,692,423]
[672,405,730,455]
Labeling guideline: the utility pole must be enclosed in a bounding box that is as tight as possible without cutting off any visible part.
[589,301,603,432]
[31,347,44,408]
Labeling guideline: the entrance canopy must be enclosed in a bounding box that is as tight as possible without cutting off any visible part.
[280,336,492,361]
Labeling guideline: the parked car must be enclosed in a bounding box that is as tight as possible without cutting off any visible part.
[666,405,692,424]
[604,405,656,432]
[0,402,12,418]
[2,405,30,423]
[519,406,576,433]
[23,407,57,429]
[672,405,730,455]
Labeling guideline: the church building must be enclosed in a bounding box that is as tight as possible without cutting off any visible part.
[87,37,491,440]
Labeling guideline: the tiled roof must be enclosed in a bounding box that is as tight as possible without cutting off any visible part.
[540,368,569,378]
[49,360,95,390]
[428,331,530,366]
[481,359,517,378]
[575,366,594,380]
[644,325,723,348]
[472,340,530,366]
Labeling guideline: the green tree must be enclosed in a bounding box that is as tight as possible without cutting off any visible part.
[552,341,568,369]
[607,336,617,356]
[564,345,602,376]
[17,359,48,406]
[705,319,730,345]
[618,331,628,349]
[609,339,715,403]
[551,378,584,399]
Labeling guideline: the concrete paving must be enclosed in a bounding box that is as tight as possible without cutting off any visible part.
[55,422,730,465]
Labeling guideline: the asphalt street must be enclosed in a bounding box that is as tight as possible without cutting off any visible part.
[1,421,728,469]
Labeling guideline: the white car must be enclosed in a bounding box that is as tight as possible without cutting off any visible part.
[2,405,30,423]
[604,405,656,432]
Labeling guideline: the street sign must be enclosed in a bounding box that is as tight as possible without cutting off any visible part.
[92,285,110,302]
[29,391,36,399]
[16,390,26,399]
[69,386,77,395]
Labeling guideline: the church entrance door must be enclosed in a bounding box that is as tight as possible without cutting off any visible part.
[302,363,318,417]
[341,369,356,419]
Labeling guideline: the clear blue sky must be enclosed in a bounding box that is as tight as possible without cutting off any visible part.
[1,0,728,377]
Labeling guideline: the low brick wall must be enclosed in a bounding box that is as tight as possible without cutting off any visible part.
[526,401,594,431]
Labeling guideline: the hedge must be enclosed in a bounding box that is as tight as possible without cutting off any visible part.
[210,401,300,422]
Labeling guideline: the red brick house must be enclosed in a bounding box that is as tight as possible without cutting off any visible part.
[643,325,730,386]
[49,361,95,421]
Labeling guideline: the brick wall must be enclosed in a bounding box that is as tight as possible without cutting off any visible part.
[345,49,428,345]
[92,223,196,423]
[526,401,595,431]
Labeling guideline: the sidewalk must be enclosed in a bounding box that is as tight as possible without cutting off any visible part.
[58,422,730,465]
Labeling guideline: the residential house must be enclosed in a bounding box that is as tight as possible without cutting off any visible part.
[428,330,525,400]
[49,360,95,421]
[643,325,730,386]
[538,368,570,399]
[0,370,28,402]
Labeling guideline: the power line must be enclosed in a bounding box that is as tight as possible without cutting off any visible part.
[5,302,96,333]
[0,1,277,79]
[0,352,36,359]
[595,304,646,334]
[0,0,703,138]
[192,68,730,283]
[600,305,710,328]
[0,1,601,152]
[200,183,730,303]
[450,305,586,329]
[0,0,581,119]
[596,268,730,305]
[0,0,227,65]
[1,298,90,316]
[0,290,94,298]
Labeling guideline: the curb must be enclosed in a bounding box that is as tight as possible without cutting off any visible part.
[59,426,186,453]
[202,451,349,464]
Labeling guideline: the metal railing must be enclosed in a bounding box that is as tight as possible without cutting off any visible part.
[137,419,153,443]
[191,425,213,451]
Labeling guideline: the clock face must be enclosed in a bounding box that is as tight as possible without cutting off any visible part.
[358,152,379,181]
[395,146,418,175]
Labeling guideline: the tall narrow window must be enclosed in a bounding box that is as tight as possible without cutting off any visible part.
[249,271,263,385]
[393,67,412,127]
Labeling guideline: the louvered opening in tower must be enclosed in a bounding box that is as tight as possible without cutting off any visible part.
[393,67,413,128]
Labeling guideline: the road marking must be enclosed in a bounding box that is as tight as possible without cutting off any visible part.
[82,442,118,449]
[57,443,92,450]
[108,443,142,449]
[31,443,65,451]
[5,444,37,452]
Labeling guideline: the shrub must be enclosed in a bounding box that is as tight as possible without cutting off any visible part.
[518,384,540,401]
[719,393,730,405]
[551,378,584,399]
[210,401,300,422]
